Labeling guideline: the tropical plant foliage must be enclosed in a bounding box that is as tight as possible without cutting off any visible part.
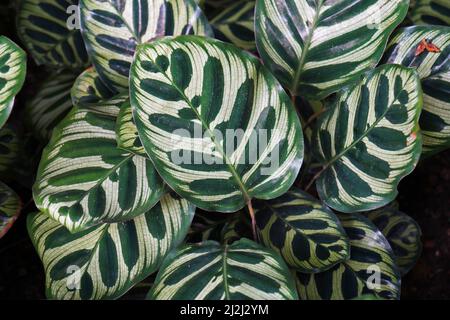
[0,0,448,301]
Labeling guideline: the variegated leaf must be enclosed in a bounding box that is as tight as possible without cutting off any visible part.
[254,188,349,273]
[364,207,422,275]
[17,0,89,69]
[409,0,450,26]
[312,64,422,213]
[80,0,213,91]
[0,36,26,128]
[26,71,78,142]
[211,1,256,51]
[0,181,21,239]
[27,193,195,300]
[254,0,409,99]
[71,67,116,108]
[148,238,298,300]
[295,213,400,300]
[33,96,165,233]
[116,100,147,157]
[384,26,450,156]
[130,36,304,212]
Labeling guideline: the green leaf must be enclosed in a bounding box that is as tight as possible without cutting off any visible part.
[26,71,78,142]
[409,0,450,26]
[17,0,89,69]
[211,1,256,51]
[130,35,304,212]
[364,207,422,275]
[27,193,195,300]
[0,124,20,178]
[312,64,422,213]
[254,188,349,273]
[0,181,21,239]
[116,100,147,157]
[0,36,26,129]
[295,213,400,300]
[148,238,298,300]
[254,0,409,99]
[384,26,450,156]
[71,67,116,108]
[80,0,213,91]
[33,95,165,233]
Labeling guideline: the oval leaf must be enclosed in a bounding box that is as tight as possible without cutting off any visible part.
[148,238,298,300]
[33,96,165,233]
[80,0,213,91]
[255,0,409,99]
[71,67,116,108]
[295,213,400,300]
[116,100,147,157]
[130,35,304,212]
[0,181,21,239]
[26,71,78,141]
[312,64,422,213]
[384,26,450,156]
[211,1,256,51]
[17,0,89,69]
[364,207,422,275]
[254,188,349,273]
[0,36,26,128]
[27,193,195,300]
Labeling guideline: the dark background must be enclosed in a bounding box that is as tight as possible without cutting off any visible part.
[0,1,448,300]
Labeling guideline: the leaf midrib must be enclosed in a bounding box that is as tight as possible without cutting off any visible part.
[48,149,133,228]
[291,0,325,94]
[318,83,411,175]
[222,244,231,300]
[146,54,252,203]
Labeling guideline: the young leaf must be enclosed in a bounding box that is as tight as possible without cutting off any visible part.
[0,36,26,128]
[71,67,117,108]
[312,64,422,213]
[33,95,165,233]
[364,207,422,276]
[384,26,450,156]
[254,0,409,99]
[17,0,89,69]
[0,181,21,239]
[130,35,304,212]
[27,193,194,300]
[148,238,298,300]
[116,100,147,157]
[295,214,401,300]
[26,71,78,142]
[80,0,213,91]
[211,1,256,51]
[409,0,450,26]
[254,188,349,273]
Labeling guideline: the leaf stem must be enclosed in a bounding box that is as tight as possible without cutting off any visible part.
[305,165,327,191]
[303,108,327,130]
[247,200,257,241]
